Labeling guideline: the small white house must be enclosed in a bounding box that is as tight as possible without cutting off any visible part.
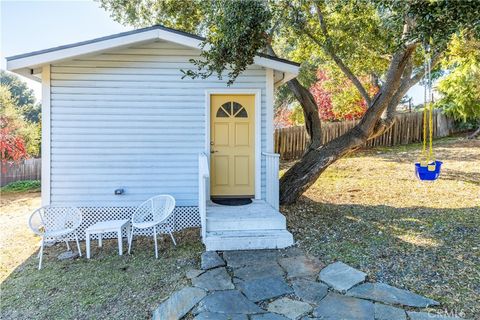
[6,25,299,251]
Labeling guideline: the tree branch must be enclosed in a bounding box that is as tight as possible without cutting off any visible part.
[370,49,442,139]
[407,51,443,87]
[313,4,372,106]
[357,43,417,137]
[267,44,323,149]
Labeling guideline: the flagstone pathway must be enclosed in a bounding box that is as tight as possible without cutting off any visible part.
[153,248,465,320]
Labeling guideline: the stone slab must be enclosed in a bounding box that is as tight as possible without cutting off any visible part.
[201,251,225,270]
[267,297,313,320]
[223,250,280,268]
[346,283,439,307]
[292,279,328,305]
[319,261,366,292]
[313,292,374,320]
[192,267,234,291]
[186,269,204,279]
[237,276,293,302]
[251,313,291,320]
[196,290,265,314]
[153,287,206,320]
[57,251,79,260]
[194,312,248,320]
[278,255,324,279]
[278,246,305,258]
[407,311,464,320]
[234,262,284,280]
[374,303,406,320]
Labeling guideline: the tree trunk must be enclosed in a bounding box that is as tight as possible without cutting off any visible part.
[280,46,416,205]
[279,129,364,204]
[467,125,480,139]
[287,78,323,149]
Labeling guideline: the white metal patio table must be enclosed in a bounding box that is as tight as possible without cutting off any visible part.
[85,219,131,259]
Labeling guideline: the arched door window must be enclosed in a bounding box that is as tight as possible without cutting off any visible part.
[216,102,248,118]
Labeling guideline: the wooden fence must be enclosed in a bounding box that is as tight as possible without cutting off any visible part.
[274,111,456,160]
[1,158,41,187]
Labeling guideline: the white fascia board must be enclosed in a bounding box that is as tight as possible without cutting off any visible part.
[6,29,159,71]
[157,29,203,48]
[254,56,299,75]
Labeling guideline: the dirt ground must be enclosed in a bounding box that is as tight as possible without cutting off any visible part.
[0,191,41,282]
[282,136,480,318]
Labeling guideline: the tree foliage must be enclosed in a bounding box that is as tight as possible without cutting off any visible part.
[0,85,40,163]
[0,70,41,123]
[311,70,377,121]
[435,34,480,124]
[285,69,373,125]
[99,0,205,33]
[181,0,271,85]
[0,70,35,107]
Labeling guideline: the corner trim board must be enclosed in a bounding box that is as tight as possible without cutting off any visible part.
[266,69,274,153]
[41,65,51,205]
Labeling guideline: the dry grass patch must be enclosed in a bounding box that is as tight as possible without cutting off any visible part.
[0,192,204,320]
[282,137,480,318]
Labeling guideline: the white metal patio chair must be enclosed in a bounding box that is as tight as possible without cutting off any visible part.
[28,206,83,270]
[128,195,177,258]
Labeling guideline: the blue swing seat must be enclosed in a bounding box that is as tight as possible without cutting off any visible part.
[415,161,443,181]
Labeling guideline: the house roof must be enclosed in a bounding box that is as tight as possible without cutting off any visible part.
[6,25,300,82]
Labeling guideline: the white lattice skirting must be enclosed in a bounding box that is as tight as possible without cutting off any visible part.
[71,206,200,240]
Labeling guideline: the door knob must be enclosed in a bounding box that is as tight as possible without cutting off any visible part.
[211,150,218,153]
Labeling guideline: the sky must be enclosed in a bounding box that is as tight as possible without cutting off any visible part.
[1,0,426,104]
[1,0,129,99]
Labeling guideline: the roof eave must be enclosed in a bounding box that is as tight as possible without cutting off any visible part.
[6,29,161,71]
[6,26,299,76]
[6,68,42,83]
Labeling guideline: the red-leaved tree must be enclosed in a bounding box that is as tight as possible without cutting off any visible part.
[0,88,30,173]
[274,106,294,128]
[310,70,377,122]
[309,70,335,121]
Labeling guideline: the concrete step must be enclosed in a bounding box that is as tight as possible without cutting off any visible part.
[206,213,286,231]
[206,200,287,232]
[204,229,294,251]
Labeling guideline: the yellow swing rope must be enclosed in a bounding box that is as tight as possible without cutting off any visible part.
[420,45,436,171]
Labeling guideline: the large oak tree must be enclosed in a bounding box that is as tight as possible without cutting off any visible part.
[99,0,479,204]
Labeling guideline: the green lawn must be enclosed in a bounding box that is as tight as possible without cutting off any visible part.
[282,136,480,318]
[1,136,478,319]
[1,180,40,193]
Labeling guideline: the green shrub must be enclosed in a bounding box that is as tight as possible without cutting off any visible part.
[1,180,41,193]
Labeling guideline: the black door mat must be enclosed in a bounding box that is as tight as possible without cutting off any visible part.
[211,198,253,206]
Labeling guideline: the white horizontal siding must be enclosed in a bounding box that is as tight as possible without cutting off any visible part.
[51,40,267,207]
[51,66,266,75]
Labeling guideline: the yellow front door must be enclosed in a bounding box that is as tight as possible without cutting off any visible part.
[210,94,255,197]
